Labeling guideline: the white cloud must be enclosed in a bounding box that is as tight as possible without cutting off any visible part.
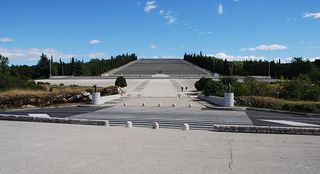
[144,1,157,13]
[0,37,14,42]
[0,47,77,62]
[303,12,320,20]
[164,14,177,24]
[159,10,177,24]
[87,52,107,58]
[207,52,265,61]
[240,44,288,51]
[198,31,213,36]
[151,44,158,49]
[89,39,101,45]
[218,3,223,15]
[0,47,107,64]
[159,10,164,15]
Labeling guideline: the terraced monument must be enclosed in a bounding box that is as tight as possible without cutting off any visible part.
[110,59,211,78]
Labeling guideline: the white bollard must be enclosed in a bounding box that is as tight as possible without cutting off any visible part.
[92,92,101,105]
[188,104,192,108]
[183,123,190,131]
[123,102,127,106]
[158,103,162,107]
[224,93,234,107]
[126,121,133,128]
[152,122,159,129]
[172,103,176,107]
[142,103,146,107]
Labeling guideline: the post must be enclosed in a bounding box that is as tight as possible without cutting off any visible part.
[224,84,234,107]
[49,56,52,78]
[92,85,100,105]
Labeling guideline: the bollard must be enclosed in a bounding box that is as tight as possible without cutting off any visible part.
[158,103,162,107]
[152,122,159,129]
[142,103,146,107]
[123,102,127,106]
[126,121,133,128]
[182,123,190,131]
[172,103,176,107]
[92,92,101,105]
[188,104,192,108]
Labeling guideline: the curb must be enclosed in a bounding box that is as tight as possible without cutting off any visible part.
[212,124,320,136]
[247,107,320,117]
[204,105,247,111]
[198,100,247,111]
[0,114,108,126]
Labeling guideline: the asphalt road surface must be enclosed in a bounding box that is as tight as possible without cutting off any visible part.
[0,106,108,118]
[1,106,320,129]
[246,110,320,128]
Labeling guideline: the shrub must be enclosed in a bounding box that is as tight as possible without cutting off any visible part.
[100,86,119,96]
[0,73,45,91]
[281,74,320,101]
[195,77,210,91]
[203,80,226,97]
[233,82,250,96]
[115,76,127,88]
[220,77,237,86]
[236,96,320,114]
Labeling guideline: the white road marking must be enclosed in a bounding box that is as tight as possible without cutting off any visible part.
[261,119,320,127]
[28,114,50,118]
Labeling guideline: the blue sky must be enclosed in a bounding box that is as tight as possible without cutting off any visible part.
[0,0,319,65]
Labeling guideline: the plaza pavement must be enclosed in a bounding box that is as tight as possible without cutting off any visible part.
[0,121,319,174]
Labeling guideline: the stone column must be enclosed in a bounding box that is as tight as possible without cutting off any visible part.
[224,93,234,107]
[92,92,101,105]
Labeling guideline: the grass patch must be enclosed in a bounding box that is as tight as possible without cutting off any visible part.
[236,96,320,114]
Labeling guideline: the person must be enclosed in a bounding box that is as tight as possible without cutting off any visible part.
[185,86,188,91]
[181,86,184,92]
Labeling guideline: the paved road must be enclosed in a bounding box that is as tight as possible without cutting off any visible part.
[69,106,252,130]
[0,106,108,118]
[1,106,320,129]
[1,121,319,174]
[246,110,320,128]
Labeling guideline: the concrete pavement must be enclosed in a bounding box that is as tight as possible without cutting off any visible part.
[0,121,319,174]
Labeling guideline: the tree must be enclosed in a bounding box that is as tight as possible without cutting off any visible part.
[220,77,237,86]
[203,80,226,97]
[115,76,127,88]
[282,74,320,100]
[35,53,50,78]
[195,77,210,91]
[0,54,9,74]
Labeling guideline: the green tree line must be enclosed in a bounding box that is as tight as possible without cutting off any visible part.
[9,53,137,79]
[184,52,320,81]
[0,53,137,91]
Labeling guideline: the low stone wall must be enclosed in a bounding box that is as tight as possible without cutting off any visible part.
[0,114,108,126]
[0,92,90,109]
[199,93,235,107]
[92,93,121,105]
[100,94,121,103]
[198,94,225,106]
[212,124,320,135]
